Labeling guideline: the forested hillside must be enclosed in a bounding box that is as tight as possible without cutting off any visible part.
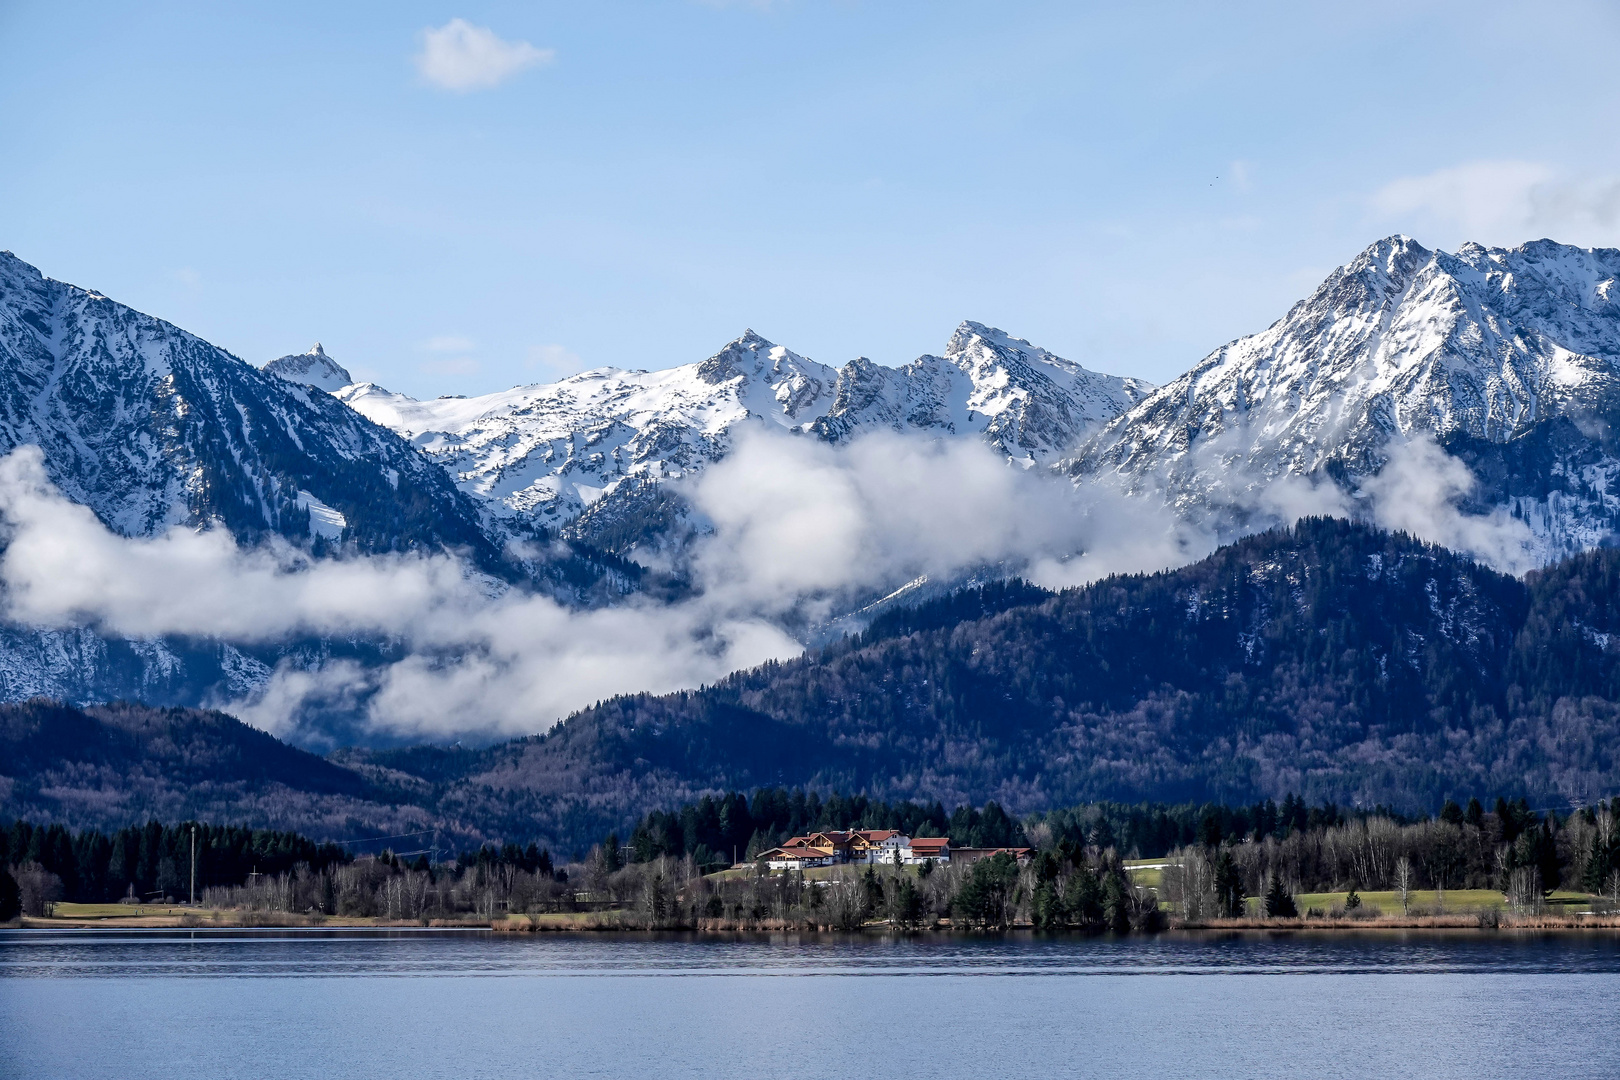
[7,518,1620,852]
[450,518,1620,841]
[0,700,453,842]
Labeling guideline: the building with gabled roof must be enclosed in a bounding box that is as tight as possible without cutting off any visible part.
[758,845,836,870]
[903,837,951,864]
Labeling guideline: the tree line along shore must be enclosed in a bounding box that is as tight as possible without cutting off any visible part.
[4,790,1619,932]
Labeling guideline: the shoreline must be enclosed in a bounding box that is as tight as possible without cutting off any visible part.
[10,911,1620,934]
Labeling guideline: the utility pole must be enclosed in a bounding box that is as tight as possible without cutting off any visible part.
[189,826,197,906]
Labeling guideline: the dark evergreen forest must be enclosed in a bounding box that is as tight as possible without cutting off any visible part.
[0,818,348,906]
[476,517,1620,833]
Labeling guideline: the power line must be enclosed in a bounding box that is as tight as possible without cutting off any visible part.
[330,829,438,847]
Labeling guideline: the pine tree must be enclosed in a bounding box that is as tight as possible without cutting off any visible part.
[1263,872,1297,918]
[1214,850,1246,918]
[1064,865,1104,926]
[1102,869,1131,932]
[0,867,20,922]
[892,876,924,929]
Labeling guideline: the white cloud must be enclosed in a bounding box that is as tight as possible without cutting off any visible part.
[685,428,1212,615]
[1371,160,1620,247]
[1358,434,1538,576]
[0,424,1547,742]
[0,446,796,742]
[415,19,553,93]
[0,431,1210,741]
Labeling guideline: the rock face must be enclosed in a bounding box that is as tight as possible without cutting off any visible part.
[263,343,353,393]
[1073,237,1620,559]
[0,251,496,556]
[337,322,1150,552]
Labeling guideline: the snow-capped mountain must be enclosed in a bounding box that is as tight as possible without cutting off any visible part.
[0,251,496,557]
[337,321,1150,551]
[8,234,1620,748]
[264,343,353,393]
[1073,236,1620,558]
[0,251,652,741]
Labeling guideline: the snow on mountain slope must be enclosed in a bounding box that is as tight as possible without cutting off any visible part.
[264,343,353,393]
[0,250,498,558]
[337,321,1149,549]
[340,331,835,529]
[810,322,1152,462]
[0,251,671,745]
[1073,236,1620,560]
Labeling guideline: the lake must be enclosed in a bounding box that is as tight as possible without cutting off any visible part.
[3,929,1619,1079]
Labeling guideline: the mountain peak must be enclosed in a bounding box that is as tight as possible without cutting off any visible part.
[264,345,353,393]
[1347,234,1432,278]
[1078,235,1620,564]
[697,329,790,384]
[947,320,1026,353]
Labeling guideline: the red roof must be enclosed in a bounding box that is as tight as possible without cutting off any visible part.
[759,846,832,861]
[908,838,950,851]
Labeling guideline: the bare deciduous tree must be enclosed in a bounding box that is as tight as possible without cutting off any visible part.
[1393,856,1414,915]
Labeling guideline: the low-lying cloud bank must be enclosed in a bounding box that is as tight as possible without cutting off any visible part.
[0,427,1540,743]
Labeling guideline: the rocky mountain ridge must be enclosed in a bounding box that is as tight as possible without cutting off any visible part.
[1072,236,1620,561]
[334,321,1151,552]
[0,252,649,736]
[0,251,494,556]
[4,236,1620,750]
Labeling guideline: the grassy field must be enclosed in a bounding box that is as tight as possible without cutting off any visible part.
[1126,867,1164,890]
[50,903,226,919]
[1276,889,1596,915]
[1120,872,1606,917]
[28,904,480,928]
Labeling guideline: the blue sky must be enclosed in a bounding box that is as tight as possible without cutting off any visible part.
[3,1,1618,398]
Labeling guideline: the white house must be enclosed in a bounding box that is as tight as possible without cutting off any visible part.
[854,830,911,865]
[902,837,951,865]
[760,846,835,870]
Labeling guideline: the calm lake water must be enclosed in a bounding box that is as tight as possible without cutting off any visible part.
[3,929,1620,1079]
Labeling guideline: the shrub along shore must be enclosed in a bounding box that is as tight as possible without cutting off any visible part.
[6,790,1620,933]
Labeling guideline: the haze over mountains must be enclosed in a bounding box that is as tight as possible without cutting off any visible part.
[0,235,1617,759]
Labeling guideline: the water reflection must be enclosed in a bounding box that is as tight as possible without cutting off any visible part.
[3,931,1619,1080]
[4,927,1620,979]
